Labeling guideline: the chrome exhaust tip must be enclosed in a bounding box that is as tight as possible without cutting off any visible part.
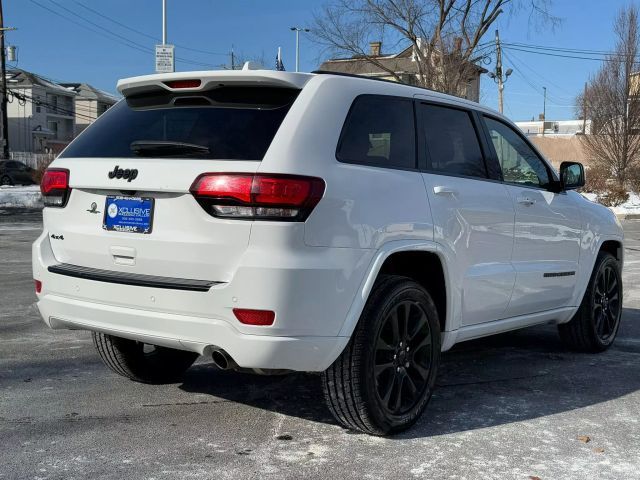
[211,349,236,371]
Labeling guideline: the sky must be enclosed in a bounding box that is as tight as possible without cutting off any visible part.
[3,0,634,121]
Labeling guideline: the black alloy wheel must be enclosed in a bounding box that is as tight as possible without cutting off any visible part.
[374,300,434,415]
[559,251,622,352]
[322,275,441,435]
[592,263,621,342]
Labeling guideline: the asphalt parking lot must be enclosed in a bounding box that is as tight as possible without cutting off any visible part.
[1,209,639,480]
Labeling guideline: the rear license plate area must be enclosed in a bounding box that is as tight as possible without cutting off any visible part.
[103,196,154,234]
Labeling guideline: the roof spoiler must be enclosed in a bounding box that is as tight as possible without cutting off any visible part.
[117,70,313,97]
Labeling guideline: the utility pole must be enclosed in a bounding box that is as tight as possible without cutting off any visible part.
[0,0,16,160]
[155,0,173,73]
[230,46,235,70]
[542,86,547,136]
[162,0,167,44]
[487,30,512,114]
[495,30,504,114]
[290,27,309,72]
[582,82,587,134]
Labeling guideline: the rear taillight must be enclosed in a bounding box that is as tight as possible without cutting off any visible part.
[40,168,70,207]
[34,279,42,294]
[190,173,325,221]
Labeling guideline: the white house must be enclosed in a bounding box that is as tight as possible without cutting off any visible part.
[60,83,118,135]
[5,69,76,154]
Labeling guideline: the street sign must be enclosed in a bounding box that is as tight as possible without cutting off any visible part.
[155,44,175,73]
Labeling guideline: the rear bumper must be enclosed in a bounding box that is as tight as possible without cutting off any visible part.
[36,294,349,371]
[32,230,371,372]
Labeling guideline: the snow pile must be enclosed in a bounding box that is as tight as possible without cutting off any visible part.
[0,185,42,208]
[581,192,640,216]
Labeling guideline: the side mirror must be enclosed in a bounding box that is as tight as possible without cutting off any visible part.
[559,161,585,190]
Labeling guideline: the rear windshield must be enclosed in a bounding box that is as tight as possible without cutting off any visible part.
[60,86,300,160]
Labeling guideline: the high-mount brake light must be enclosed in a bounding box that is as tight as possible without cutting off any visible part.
[163,79,202,89]
[40,168,70,207]
[190,173,325,221]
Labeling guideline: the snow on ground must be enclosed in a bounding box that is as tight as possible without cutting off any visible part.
[582,192,640,216]
[0,185,42,208]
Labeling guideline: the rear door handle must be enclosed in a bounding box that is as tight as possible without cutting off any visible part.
[517,196,536,206]
[433,186,457,196]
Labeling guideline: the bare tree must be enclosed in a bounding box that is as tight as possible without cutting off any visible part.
[579,4,640,189]
[312,0,558,97]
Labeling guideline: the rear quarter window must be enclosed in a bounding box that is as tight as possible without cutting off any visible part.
[336,95,416,170]
[60,87,299,160]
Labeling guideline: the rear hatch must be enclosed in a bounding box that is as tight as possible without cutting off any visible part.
[43,71,309,282]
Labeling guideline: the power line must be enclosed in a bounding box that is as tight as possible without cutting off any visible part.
[500,52,546,97]
[29,0,218,69]
[5,69,118,114]
[503,41,640,58]
[9,89,96,122]
[48,0,151,51]
[479,39,640,64]
[71,0,228,57]
[471,42,496,62]
[503,45,626,63]
[29,0,151,55]
[46,0,217,68]
[502,49,575,101]
[501,50,576,114]
[32,78,120,106]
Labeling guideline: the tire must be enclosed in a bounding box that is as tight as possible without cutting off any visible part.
[0,175,13,186]
[92,332,199,384]
[558,252,622,352]
[322,275,441,435]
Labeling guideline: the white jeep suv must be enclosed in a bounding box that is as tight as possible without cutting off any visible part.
[33,70,624,435]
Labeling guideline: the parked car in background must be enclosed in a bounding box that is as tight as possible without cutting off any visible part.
[33,70,624,436]
[0,160,36,186]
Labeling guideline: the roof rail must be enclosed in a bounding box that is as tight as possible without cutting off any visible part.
[311,70,446,96]
[311,70,402,86]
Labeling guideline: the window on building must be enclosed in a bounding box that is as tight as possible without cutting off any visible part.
[465,82,472,100]
[483,116,550,188]
[419,103,487,178]
[47,120,59,139]
[336,95,416,169]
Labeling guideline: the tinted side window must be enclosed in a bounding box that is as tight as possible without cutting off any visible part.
[419,104,486,178]
[484,117,550,187]
[337,95,416,169]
